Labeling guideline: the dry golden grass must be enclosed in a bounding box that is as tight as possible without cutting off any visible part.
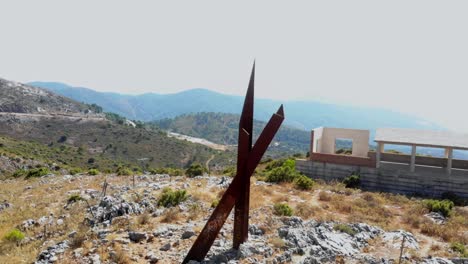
[269,237,286,249]
[136,212,151,226]
[160,208,180,223]
[318,191,333,201]
[187,203,203,221]
[295,202,323,219]
[111,244,130,264]
[0,173,466,263]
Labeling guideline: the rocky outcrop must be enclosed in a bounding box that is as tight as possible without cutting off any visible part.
[35,240,69,264]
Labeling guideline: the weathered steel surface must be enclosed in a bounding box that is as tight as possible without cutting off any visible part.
[183,107,284,263]
[233,63,255,248]
[183,63,284,264]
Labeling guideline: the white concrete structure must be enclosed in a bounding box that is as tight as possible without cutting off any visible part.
[312,127,370,157]
[375,128,468,175]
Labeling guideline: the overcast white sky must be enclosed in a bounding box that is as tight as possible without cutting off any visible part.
[1,1,467,131]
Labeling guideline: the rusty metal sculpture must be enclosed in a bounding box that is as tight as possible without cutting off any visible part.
[183,63,285,263]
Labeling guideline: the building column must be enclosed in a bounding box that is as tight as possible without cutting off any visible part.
[410,145,416,172]
[376,142,384,168]
[309,130,315,160]
[446,147,453,175]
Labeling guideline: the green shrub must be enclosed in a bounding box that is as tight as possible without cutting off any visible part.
[88,169,100,175]
[222,166,236,177]
[334,224,357,236]
[343,174,360,188]
[116,166,132,176]
[273,203,293,216]
[450,242,467,257]
[67,194,84,203]
[69,168,82,175]
[149,167,184,176]
[185,163,206,177]
[158,188,188,207]
[25,167,50,179]
[12,169,27,178]
[211,199,219,208]
[264,159,299,182]
[294,175,315,190]
[424,199,454,217]
[3,228,25,243]
[264,159,287,171]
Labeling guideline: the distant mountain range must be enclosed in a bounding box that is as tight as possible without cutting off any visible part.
[0,78,230,171]
[29,82,441,133]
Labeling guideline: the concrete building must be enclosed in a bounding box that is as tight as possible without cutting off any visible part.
[297,127,468,198]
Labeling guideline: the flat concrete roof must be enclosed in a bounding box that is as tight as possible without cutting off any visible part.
[375,128,468,150]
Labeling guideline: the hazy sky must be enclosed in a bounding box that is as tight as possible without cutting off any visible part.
[1,1,467,131]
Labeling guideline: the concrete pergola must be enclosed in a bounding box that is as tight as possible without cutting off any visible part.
[375,128,468,175]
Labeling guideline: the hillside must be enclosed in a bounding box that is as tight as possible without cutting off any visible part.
[154,112,310,156]
[29,82,441,132]
[0,78,232,173]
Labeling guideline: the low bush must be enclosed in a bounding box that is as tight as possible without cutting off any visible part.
[88,169,100,175]
[450,242,467,257]
[265,159,302,183]
[333,223,357,236]
[222,166,236,177]
[211,199,219,208]
[424,199,454,217]
[264,159,286,171]
[343,174,360,188]
[116,166,132,176]
[3,228,25,243]
[69,168,82,175]
[273,203,293,216]
[185,163,206,177]
[294,175,315,190]
[158,188,188,207]
[67,194,84,204]
[25,167,50,179]
[12,169,26,178]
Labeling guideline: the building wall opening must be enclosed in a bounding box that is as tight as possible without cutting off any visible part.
[335,138,353,155]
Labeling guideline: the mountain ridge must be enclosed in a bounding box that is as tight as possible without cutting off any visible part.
[28,81,442,132]
[0,78,231,171]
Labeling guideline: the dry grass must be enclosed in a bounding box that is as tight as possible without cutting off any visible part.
[1,173,467,263]
[160,208,180,223]
[136,213,151,226]
[187,203,203,221]
[269,237,286,249]
[69,225,89,249]
[295,202,323,219]
[318,191,333,201]
[111,244,130,264]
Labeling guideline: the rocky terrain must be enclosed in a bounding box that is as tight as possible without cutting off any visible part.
[0,78,99,116]
[0,172,466,264]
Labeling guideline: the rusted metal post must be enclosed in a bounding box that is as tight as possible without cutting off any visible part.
[398,235,406,264]
[233,63,255,248]
[183,65,284,264]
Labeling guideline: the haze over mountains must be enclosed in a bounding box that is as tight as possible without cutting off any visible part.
[30,82,441,132]
[0,78,230,172]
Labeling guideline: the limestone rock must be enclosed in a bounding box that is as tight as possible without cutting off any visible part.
[129,231,147,243]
